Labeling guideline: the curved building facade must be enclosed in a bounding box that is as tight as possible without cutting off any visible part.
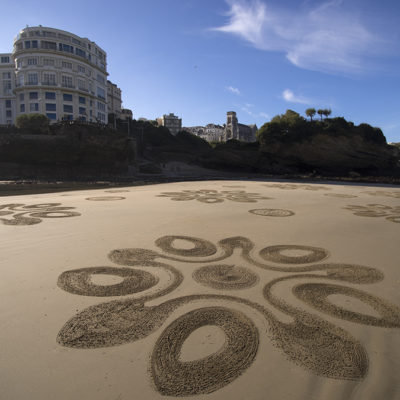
[12,26,108,123]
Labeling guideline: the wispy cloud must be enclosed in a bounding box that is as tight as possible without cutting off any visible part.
[259,112,270,119]
[282,89,312,105]
[226,85,241,95]
[213,0,382,74]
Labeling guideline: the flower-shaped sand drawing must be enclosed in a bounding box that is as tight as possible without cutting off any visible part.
[57,235,400,396]
[0,203,81,226]
[344,204,400,223]
[157,189,272,203]
[362,190,400,199]
[264,184,330,191]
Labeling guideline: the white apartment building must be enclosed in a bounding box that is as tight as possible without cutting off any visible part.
[0,54,16,125]
[107,80,122,118]
[1,26,116,125]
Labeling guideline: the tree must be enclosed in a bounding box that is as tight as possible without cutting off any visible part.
[317,109,324,121]
[15,113,50,134]
[322,108,332,119]
[305,108,316,121]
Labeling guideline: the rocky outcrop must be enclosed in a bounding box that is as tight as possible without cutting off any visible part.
[259,134,400,176]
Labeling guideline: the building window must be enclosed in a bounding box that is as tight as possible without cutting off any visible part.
[32,40,38,48]
[25,41,31,49]
[1,56,10,63]
[97,101,106,111]
[77,65,85,73]
[96,74,105,84]
[29,92,38,100]
[27,58,37,65]
[75,48,86,58]
[79,107,86,115]
[20,104,25,112]
[30,103,39,112]
[62,61,72,69]
[77,79,87,91]
[63,104,73,113]
[97,87,105,100]
[6,110,12,118]
[62,75,73,88]
[45,92,56,100]
[43,73,56,86]
[19,93,24,101]
[46,113,57,120]
[17,59,22,68]
[42,31,57,38]
[43,58,55,66]
[16,43,23,51]
[46,103,56,111]
[2,72,11,79]
[27,73,38,85]
[59,43,74,53]
[41,41,57,50]
[63,93,73,101]
[5,100,11,108]
[79,96,86,104]
[97,112,105,122]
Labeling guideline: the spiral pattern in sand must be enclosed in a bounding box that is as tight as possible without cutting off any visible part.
[193,264,259,290]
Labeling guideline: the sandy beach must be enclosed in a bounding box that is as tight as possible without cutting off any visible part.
[1,179,400,400]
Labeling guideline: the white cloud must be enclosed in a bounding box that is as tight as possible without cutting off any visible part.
[226,85,241,95]
[213,0,381,74]
[282,89,312,105]
[259,112,270,119]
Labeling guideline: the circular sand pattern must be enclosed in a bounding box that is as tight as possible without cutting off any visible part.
[155,235,217,257]
[85,196,125,201]
[197,197,224,203]
[58,266,158,296]
[293,283,400,327]
[158,189,271,203]
[249,208,295,217]
[151,306,259,396]
[264,184,330,191]
[0,214,42,225]
[363,190,400,199]
[344,204,400,222]
[23,203,62,209]
[324,193,358,198]
[260,245,329,264]
[193,264,259,290]
[29,211,81,218]
[0,203,81,226]
[386,216,400,223]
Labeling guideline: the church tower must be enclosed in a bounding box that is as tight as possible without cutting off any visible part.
[225,111,239,140]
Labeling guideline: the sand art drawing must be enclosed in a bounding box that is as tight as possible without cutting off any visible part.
[0,203,80,226]
[157,189,272,203]
[362,190,400,199]
[249,208,295,217]
[264,184,330,191]
[57,235,400,396]
[344,204,400,223]
[324,193,358,198]
[85,196,126,201]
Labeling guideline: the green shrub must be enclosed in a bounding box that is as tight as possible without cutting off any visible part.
[15,114,50,134]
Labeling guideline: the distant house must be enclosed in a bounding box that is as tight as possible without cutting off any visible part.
[157,113,182,135]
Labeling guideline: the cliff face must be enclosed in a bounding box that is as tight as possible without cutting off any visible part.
[259,134,400,176]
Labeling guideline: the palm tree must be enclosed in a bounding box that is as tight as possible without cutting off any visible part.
[305,108,316,122]
[323,108,332,119]
[317,109,324,121]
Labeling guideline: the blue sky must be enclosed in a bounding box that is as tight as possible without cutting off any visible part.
[1,0,400,142]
